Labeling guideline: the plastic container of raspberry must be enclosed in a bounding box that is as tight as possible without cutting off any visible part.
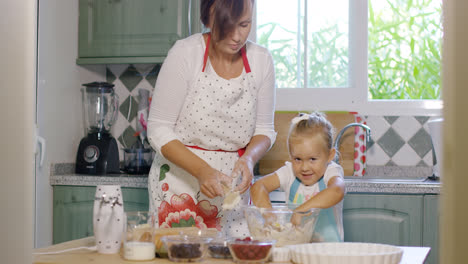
[227,237,276,263]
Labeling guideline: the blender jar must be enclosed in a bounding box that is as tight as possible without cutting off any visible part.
[82,82,119,134]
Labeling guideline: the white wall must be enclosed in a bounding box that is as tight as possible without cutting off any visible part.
[0,0,35,263]
[36,0,105,247]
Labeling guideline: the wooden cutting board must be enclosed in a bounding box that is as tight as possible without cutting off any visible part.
[258,111,356,176]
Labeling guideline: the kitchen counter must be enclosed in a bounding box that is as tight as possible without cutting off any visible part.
[33,236,430,264]
[50,174,149,188]
[50,174,441,194]
[344,177,441,194]
[50,163,441,194]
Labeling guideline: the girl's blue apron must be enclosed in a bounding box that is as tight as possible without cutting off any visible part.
[288,177,342,242]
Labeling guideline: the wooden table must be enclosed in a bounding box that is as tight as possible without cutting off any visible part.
[33,237,430,264]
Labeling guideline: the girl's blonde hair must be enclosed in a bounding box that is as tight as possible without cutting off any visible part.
[288,112,335,152]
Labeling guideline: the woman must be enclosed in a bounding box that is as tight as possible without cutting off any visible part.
[147,0,276,237]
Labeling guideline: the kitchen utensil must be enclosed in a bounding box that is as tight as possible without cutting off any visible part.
[428,118,443,178]
[244,204,320,247]
[289,242,403,264]
[123,148,153,174]
[93,185,124,254]
[123,211,156,261]
[136,89,150,145]
[76,82,120,175]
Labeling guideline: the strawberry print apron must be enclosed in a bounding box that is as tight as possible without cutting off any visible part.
[148,34,257,237]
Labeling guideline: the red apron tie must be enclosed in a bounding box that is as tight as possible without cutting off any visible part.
[186,145,246,157]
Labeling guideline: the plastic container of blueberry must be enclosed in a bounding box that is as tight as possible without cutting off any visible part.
[161,235,213,262]
[207,236,232,259]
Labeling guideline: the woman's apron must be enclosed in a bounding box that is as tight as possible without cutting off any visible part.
[288,177,342,242]
[148,34,257,237]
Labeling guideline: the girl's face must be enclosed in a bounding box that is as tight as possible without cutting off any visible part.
[211,0,253,55]
[289,134,335,186]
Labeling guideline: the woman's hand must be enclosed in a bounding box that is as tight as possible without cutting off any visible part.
[231,156,255,194]
[197,167,232,198]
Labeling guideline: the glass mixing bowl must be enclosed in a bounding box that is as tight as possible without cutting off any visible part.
[244,204,320,247]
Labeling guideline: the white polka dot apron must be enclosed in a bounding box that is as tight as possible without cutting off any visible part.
[148,34,257,237]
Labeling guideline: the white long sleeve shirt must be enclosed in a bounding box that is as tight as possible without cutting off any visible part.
[147,33,277,153]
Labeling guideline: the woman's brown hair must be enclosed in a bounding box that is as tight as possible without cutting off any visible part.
[200,0,254,42]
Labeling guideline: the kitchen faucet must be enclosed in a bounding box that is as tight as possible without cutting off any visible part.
[333,123,371,164]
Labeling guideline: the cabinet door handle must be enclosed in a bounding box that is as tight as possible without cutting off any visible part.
[35,125,46,167]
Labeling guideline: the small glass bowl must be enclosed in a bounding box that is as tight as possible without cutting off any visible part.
[227,237,276,263]
[207,237,232,259]
[161,235,212,262]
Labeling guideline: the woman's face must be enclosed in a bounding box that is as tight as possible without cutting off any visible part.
[288,134,335,186]
[211,0,253,55]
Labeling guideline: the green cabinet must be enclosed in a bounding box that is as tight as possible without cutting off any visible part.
[343,194,423,245]
[53,186,149,244]
[77,0,201,64]
[343,193,439,264]
[423,195,439,264]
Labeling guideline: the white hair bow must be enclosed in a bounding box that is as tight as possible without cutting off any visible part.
[291,113,310,125]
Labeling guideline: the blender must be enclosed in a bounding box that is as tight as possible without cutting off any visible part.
[75,82,120,175]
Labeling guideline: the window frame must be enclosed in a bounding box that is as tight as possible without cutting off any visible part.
[251,0,443,116]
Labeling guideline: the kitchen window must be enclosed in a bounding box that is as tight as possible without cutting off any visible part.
[253,0,443,115]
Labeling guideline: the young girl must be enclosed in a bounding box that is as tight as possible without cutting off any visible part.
[250,112,345,242]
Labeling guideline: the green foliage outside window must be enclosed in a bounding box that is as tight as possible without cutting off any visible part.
[257,0,442,100]
[257,22,300,88]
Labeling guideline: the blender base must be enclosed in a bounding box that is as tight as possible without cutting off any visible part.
[75,132,120,175]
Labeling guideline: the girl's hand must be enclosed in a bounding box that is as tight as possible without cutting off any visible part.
[198,167,232,198]
[231,156,255,194]
[291,209,313,226]
[290,212,302,226]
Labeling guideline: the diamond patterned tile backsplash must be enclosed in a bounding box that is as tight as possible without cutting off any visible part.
[365,115,439,167]
[107,64,440,174]
[107,64,160,159]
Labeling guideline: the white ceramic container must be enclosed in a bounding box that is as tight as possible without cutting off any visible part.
[289,242,403,264]
[93,185,125,254]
